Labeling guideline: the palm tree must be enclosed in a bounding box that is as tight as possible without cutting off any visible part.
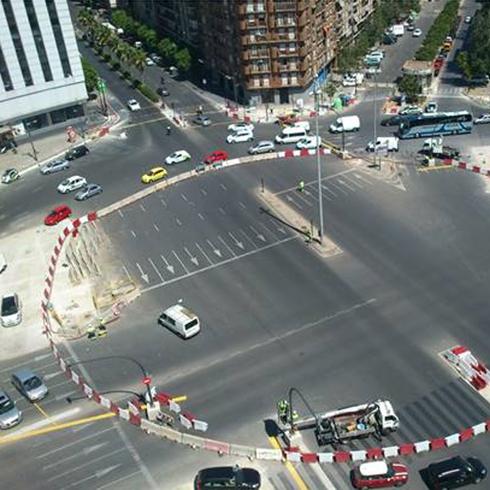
[132,48,147,84]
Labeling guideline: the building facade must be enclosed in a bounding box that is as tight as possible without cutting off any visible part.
[0,0,87,133]
[335,0,376,41]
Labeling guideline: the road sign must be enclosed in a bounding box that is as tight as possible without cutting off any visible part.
[97,79,107,93]
[142,376,152,385]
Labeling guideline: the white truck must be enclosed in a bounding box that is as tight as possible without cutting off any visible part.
[329,115,360,133]
[289,399,399,446]
[391,24,405,36]
[366,137,399,152]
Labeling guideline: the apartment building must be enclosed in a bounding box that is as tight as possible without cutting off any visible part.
[335,0,376,41]
[0,0,87,132]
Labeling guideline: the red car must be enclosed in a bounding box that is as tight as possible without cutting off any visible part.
[203,150,228,165]
[44,205,72,226]
[351,461,408,489]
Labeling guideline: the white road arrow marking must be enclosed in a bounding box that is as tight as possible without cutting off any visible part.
[136,262,149,283]
[249,225,266,242]
[206,239,222,258]
[83,442,109,455]
[195,242,213,264]
[184,247,199,266]
[160,254,175,274]
[96,464,121,479]
[228,232,244,250]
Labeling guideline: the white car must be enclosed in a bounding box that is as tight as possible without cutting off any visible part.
[296,136,321,149]
[1,293,21,327]
[127,99,141,111]
[226,130,254,144]
[342,77,356,87]
[465,15,472,24]
[145,57,155,66]
[165,150,191,165]
[227,122,254,133]
[57,175,87,194]
[475,113,490,124]
[412,28,422,37]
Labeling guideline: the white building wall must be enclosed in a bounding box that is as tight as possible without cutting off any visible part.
[0,0,87,125]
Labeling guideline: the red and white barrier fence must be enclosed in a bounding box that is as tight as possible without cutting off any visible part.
[443,345,490,391]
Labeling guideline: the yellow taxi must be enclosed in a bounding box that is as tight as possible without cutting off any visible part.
[141,166,168,184]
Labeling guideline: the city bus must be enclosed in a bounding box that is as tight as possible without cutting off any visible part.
[397,111,473,139]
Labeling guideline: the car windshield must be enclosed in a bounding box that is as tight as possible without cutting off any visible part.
[2,297,17,315]
[24,376,42,390]
[0,397,14,414]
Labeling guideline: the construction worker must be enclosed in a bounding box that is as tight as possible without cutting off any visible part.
[297,180,305,192]
[277,399,289,424]
[87,324,97,341]
[96,324,107,338]
[305,229,312,244]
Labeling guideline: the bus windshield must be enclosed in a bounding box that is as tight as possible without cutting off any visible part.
[398,111,473,139]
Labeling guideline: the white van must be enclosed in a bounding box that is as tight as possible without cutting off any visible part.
[158,304,200,339]
[329,115,360,133]
[366,136,399,152]
[275,126,307,144]
[293,121,311,132]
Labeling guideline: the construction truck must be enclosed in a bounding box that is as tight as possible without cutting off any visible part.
[286,399,399,447]
[419,137,460,162]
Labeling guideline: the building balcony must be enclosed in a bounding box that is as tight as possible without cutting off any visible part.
[273,47,298,58]
[275,1,296,12]
[249,48,270,59]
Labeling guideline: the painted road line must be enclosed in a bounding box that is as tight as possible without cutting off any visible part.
[148,257,164,282]
[33,403,56,425]
[200,188,207,196]
[172,250,190,274]
[184,246,199,266]
[337,178,356,191]
[43,441,110,470]
[0,354,52,374]
[198,212,205,221]
[195,242,213,265]
[218,206,226,215]
[329,181,349,196]
[256,220,280,240]
[417,165,454,173]
[217,235,236,257]
[143,236,296,294]
[344,175,363,189]
[322,184,337,198]
[176,217,183,226]
[118,209,124,218]
[160,198,167,207]
[228,231,245,250]
[160,254,175,275]
[139,203,146,212]
[268,436,308,490]
[206,239,222,258]
[96,470,141,490]
[130,230,136,238]
[285,193,303,210]
[237,229,257,249]
[153,223,160,232]
[0,411,113,445]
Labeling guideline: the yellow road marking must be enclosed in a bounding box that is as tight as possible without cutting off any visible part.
[33,403,56,426]
[0,412,115,446]
[170,395,187,403]
[268,436,309,490]
[417,165,454,172]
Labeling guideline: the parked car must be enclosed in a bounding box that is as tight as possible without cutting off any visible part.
[407,23,415,31]
[248,140,275,155]
[149,53,162,64]
[465,15,472,23]
[193,115,211,126]
[1,168,19,184]
[57,175,87,194]
[165,150,191,165]
[468,75,489,87]
[425,102,438,113]
[44,205,72,226]
[145,57,155,66]
[0,389,22,429]
[194,466,261,489]
[203,150,228,165]
[141,167,167,183]
[157,87,169,97]
[342,76,357,87]
[228,122,255,133]
[226,130,253,144]
[399,105,423,116]
[40,158,70,175]
[127,99,141,112]
[412,28,422,37]
[75,183,103,201]
[351,460,408,489]
[11,368,48,402]
[475,113,490,124]
[65,145,89,161]
[425,456,486,489]
[1,293,21,327]
[296,136,321,149]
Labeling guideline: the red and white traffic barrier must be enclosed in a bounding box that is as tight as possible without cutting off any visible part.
[443,345,490,391]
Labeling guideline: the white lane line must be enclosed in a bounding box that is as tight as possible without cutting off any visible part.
[322,184,337,197]
[195,242,213,265]
[310,186,331,202]
[337,178,356,192]
[160,198,167,207]
[183,247,199,266]
[160,254,175,275]
[239,201,247,209]
[218,207,226,215]
[175,217,182,226]
[36,427,116,458]
[249,225,267,243]
[218,235,236,257]
[139,203,146,212]
[344,175,363,188]
[285,193,303,209]
[117,209,124,218]
[122,264,132,281]
[172,250,189,274]
[181,193,188,202]
[153,223,160,232]
[0,354,52,373]
[130,230,136,238]
[198,213,205,221]
[294,191,314,206]
[256,220,279,239]
[220,183,227,191]
[142,236,297,293]
[330,181,349,195]
[43,442,110,470]
[65,465,122,489]
[135,262,150,284]
[269,218,287,234]
[354,173,374,185]
[200,188,207,196]
[148,257,164,282]
[96,470,141,490]
[206,239,222,258]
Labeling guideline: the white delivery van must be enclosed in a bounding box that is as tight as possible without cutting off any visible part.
[275,126,308,144]
[366,136,399,152]
[392,24,405,36]
[293,121,311,132]
[329,115,360,133]
[158,304,200,339]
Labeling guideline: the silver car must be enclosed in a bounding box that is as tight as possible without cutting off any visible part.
[11,368,48,402]
[40,158,70,175]
[75,183,103,201]
[0,389,22,429]
[248,140,275,155]
[1,293,21,327]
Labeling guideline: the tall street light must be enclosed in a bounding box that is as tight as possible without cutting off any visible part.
[25,120,38,162]
[314,81,324,244]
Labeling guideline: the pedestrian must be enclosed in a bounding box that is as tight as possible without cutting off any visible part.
[160,75,165,84]
[87,325,97,341]
[297,180,305,192]
[166,125,171,135]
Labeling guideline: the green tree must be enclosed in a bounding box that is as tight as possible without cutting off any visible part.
[398,74,421,100]
[111,10,131,31]
[174,47,192,72]
[158,38,178,63]
[81,57,98,93]
[456,51,472,79]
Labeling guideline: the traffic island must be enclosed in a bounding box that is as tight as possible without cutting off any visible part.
[256,187,341,258]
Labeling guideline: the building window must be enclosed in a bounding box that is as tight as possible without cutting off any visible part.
[2,0,33,86]
[0,45,13,91]
[50,104,84,124]
[23,113,49,131]
[23,0,53,82]
[45,0,72,77]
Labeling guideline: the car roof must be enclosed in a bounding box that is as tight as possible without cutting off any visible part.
[0,389,10,400]
[163,304,197,322]
[150,167,164,172]
[54,205,69,211]
[359,461,389,477]
[12,368,37,381]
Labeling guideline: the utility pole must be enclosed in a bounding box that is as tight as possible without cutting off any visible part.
[373,70,379,169]
[314,84,324,243]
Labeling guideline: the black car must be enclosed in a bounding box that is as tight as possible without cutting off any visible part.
[157,87,169,97]
[425,456,487,489]
[194,466,261,489]
[65,144,89,161]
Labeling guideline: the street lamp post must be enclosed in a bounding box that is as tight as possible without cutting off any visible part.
[373,70,379,169]
[314,81,324,244]
[25,120,38,162]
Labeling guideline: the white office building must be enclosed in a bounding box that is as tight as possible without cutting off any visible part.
[0,0,87,133]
